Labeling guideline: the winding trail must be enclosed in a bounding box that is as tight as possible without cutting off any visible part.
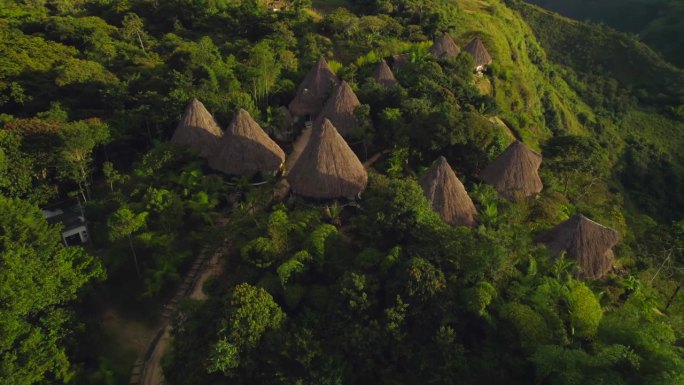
[129,248,225,385]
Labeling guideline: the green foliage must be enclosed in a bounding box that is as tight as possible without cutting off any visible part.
[208,283,285,375]
[0,196,104,385]
[566,282,602,339]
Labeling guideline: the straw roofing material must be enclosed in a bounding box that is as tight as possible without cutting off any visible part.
[480,141,543,199]
[463,38,493,68]
[313,81,361,137]
[373,59,398,87]
[288,56,339,117]
[284,125,312,174]
[171,98,223,158]
[287,119,368,199]
[537,214,620,279]
[420,156,477,227]
[429,33,460,59]
[209,109,285,176]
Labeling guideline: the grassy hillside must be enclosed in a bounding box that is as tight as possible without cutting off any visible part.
[524,0,684,67]
[508,0,684,221]
[448,0,594,145]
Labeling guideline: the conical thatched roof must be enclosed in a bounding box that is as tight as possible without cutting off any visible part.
[284,125,312,174]
[420,157,477,227]
[480,141,543,199]
[171,98,223,158]
[373,59,398,87]
[313,81,360,137]
[288,57,339,117]
[429,33,460,59]
[463,38,492,68]
[287,119,368,199]
[209,109,285,176]
[536,214,620,279]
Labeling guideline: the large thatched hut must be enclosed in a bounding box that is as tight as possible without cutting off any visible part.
[463,38,492,71]
[429,33,460,59]
[537,214,620,279]
[480,141,543,199]
[287,119,368,199]
[288,56,339,118]
[313,80,361,137]
[209,109,285,176]
[420,157,477,227]
[373,59,398,87]
[171,98,223,158]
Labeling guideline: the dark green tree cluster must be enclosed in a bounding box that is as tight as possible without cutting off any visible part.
[165,174,684,384]
[1,0,683,384]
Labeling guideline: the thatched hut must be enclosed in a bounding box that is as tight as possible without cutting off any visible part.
[287,119,368,199]
[429,33,460,59]
[463,38,492,71]
[373,59,398,87]
[288,56,339,118]
[313,80,361,137]
[480,141,543,199]
[209,109,285,176]
[283,124,312,174]
[537,214,620,279]
[171,98,223,158]
[420,157,477,227]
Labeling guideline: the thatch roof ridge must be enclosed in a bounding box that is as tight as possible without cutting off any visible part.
[537,214,620,279]
[463,38,493,68]
[288,56,339,117]
[286,119,368,199]
[420,156,477,227]
[209,108,285,176]
[171,98,223,158]
[480,141,543,199]
[429,33,460,58]
[373,59,398,87]
[313,80,361,137]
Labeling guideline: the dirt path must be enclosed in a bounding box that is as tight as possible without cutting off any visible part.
[100,307,156,355]
[135,250,225,385]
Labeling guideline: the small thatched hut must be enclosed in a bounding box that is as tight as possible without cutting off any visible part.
[209,109,285,176]
[373,59,398,87]
[287,119,368,199]
[288,56,339,118]
[171,98,223,158]
[429,33,460,59]
[480,141,543,199]
[420,157,477,227]
[313,81,361,137]
[537,214,620,279]
[463,38,493,71]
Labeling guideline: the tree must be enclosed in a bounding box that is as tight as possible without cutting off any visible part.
[121,13,148,54]
[0,196,104,385]
[58,119,110,202]
[107,207,148,278]
[102,161,127,193]
[542,135,607,197]
[246,40,281,106]
[207,283,285,375]
[0,130,33,199]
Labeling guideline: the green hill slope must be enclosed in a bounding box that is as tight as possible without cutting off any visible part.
[524,0,684,67]
[508,0,684,220]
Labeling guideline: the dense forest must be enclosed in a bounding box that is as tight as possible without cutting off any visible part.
[1,0,683,384]
[524,0,684,67]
